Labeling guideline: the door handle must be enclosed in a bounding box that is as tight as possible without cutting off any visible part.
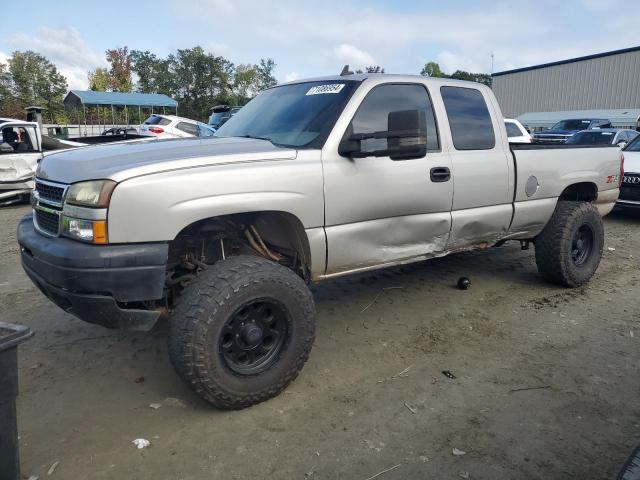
[430,167,451,182]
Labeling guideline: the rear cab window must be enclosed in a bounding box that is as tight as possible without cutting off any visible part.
[441,86,495,150]
[144,116,171,126]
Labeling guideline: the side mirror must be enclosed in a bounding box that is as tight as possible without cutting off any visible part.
[617,141,627,148]
[338,109,427,160]
[0,143,14,153]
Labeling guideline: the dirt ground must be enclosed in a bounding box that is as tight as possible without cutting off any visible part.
[1,204,639,480]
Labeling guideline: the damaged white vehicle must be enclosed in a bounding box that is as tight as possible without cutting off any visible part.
[19,74,623,409]
[0,119,85,205]
[0,119,44,205]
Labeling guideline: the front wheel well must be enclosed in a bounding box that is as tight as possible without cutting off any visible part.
[558,182,597,202]
[164,211,312,306]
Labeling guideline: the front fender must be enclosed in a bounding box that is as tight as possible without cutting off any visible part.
[107,152,324,243]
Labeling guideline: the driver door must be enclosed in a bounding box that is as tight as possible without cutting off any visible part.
[322,83,453,276]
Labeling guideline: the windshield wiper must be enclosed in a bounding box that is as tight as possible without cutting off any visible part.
[236,134,273,142]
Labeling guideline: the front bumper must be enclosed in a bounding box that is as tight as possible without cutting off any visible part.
[18,214,169,331]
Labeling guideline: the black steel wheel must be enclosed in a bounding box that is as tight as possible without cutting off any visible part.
[169,255,315,410]
[220,299,289,375]
[571,224,594,266]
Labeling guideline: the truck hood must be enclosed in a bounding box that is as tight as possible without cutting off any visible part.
[36,136,297,184]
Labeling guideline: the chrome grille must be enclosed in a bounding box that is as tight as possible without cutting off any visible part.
[35,180,66,205]
[34,208,60,235]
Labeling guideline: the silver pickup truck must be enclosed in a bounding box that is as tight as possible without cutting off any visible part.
[18,74,622,409]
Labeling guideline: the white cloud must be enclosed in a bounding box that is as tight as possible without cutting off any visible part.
[8,27,105,90]
[284,71,299,82]
[333,44,375,69]
[174,0,640,78]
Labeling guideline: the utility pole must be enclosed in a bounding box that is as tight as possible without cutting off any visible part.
[490,52,495,75]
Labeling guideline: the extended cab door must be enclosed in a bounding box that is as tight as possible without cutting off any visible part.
[322,82,453,276]
[439,86,514,249]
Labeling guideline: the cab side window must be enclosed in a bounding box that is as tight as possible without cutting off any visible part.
[349,84,440,153]
[505,122,522,138]
[176,122,198,136]
[0,127,36,154]
[441,86,495,150]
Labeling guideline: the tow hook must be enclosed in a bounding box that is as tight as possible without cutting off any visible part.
[520,240,530,250]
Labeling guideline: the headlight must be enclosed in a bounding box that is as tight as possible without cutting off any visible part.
[65,180,116,208]
[62,217,108,244]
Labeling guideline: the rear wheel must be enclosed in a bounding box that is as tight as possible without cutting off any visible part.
[534,201,604,287]
[168,255,316,409]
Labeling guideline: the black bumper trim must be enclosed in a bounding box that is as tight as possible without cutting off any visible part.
[17,214,169,331]
[23,264,161,331]
[18,214,168,302]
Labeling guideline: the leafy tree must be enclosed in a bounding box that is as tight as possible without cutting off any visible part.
[172,46,234,120]
[88,67,110,91]
[420,61,445,77]
[6,50,67,121]
[256,58,277,90]
[233,64,260,103]
[0,62,23,119]
[106,46,133,92]
[449,70,492,87]
[420,61,492,87]
[365,65,385,73]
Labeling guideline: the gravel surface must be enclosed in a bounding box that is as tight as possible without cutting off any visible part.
[1,204,639,479]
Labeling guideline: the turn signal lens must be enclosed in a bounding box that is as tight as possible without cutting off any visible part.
[92,220,108,244]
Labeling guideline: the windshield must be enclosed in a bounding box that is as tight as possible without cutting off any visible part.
[214,80,360,148]
[208,111,227,127]
[565,131,614,145]
[550,119,592,131]
[626,133,640,151]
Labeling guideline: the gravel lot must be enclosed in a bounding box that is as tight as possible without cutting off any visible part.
[1,204,639,480]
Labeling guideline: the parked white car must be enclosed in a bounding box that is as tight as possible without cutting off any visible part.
[504,118,532,143]
[139,114,216,139]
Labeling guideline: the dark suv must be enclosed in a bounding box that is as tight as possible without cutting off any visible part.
[533,118,612,144]
[208,105,241,129]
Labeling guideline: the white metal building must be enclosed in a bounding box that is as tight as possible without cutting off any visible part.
[492,46,640,118]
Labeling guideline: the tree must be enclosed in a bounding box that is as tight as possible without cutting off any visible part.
[420,61,445,77]
[256,58,277,90]
[233,64,260,103]
[419,61,492,87]
[172,46,234,120]
[449,70,492,87]
[106,46,133,92]
[365,65,385,73]
[6,50,67,122]
[88,67,110,91]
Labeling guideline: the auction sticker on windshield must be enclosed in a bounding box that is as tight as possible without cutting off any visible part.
[306,84,345,95]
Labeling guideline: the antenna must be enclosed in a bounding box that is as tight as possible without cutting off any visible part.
[340,65,354,76]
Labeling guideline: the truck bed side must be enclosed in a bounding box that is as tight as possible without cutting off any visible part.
[508,144,621,238]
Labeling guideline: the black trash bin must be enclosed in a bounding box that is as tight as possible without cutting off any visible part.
[0,322,33,480]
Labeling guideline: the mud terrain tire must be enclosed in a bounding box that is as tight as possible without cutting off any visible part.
[169,255,315,409]
[535,201,604,287]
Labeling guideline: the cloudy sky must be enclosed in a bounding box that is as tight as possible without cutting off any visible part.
[1,0,638,90]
